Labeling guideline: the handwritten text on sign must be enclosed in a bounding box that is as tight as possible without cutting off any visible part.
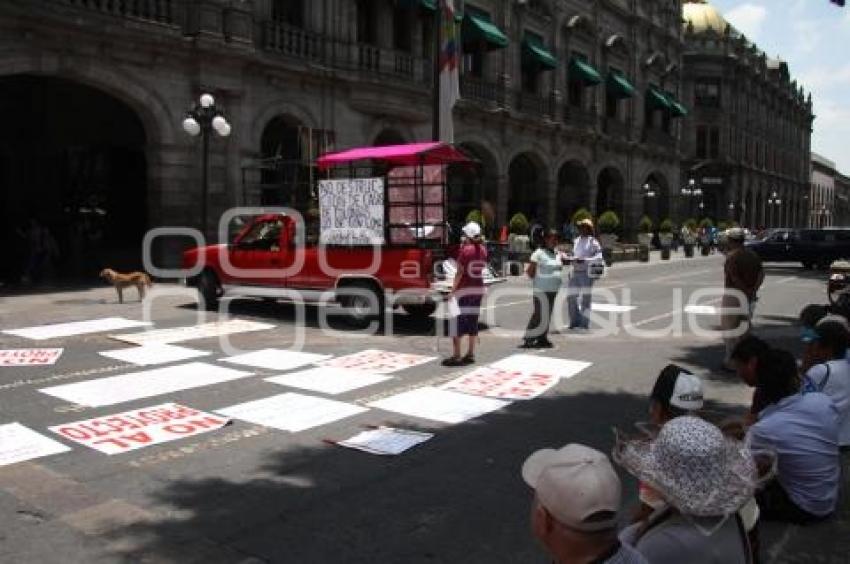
[441,366,559,400]
[320,349,436,374]
[319,178,385,245]
[0,348,63,366]
[49,403,229,455]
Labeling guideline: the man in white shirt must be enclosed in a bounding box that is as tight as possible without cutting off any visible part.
[802,320,850,448]
[568,219,603,329]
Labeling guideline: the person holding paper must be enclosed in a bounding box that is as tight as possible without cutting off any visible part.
[568,219,602,330]
[443,222,488,367]
[521,230,564,349]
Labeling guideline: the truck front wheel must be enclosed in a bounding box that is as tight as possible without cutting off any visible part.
[338,283,384,328]
[196,270,220,310]
[402,303,437,319]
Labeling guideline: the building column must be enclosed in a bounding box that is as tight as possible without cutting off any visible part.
[496,174,510,228]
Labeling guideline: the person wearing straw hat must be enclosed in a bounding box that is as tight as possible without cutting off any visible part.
[721,228,764,371]
[614,416,769,564]
[567,218,602,330]
[522,444,648,564]
[442,221,488,367]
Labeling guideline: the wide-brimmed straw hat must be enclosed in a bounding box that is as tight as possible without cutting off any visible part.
[613,416,771,518]
[577,219,594,229]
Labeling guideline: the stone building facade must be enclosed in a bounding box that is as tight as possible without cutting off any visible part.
[811,152,838,228]
[680,1,813,229]
[835,173,850,228]
[0,0,686,273]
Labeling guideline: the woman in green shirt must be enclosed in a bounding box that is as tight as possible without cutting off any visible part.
[521,230,565,349]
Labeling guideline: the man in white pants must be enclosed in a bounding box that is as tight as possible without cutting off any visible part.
[568,219,603,329]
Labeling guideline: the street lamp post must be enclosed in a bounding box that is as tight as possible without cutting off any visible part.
[680,178,702,220]
[767,191,782,228]
[182,93,231,237]
[642,182,657,220]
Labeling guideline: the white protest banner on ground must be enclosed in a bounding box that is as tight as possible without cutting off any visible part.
[216,393,368,433]
[264,367,390,395]
[320,349,436,374]
[368,387,509,424]
[440,366,559,401]
[110,319,274,345]
[318,177,385,245]
[49,403,229,455]
[4,317,151,341]
[591,303,637,313]
[39,362,253,407]
[98,344,209,366]
[337,426,434,456]
[684,305,718,315]
[489,355,591,380]
[220,349,332,371]
[0,423,71,466]
[0,348,63,366]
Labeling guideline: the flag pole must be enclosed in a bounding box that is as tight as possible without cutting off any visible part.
[432,1,442,142]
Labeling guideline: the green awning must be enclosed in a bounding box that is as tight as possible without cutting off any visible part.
[568,58,602,85]
[421,0,437,9]
[606,71,635,98]
[462,13,508,49]
[667,94,688,117]
[647,86,672,111]
[523,38,557,70]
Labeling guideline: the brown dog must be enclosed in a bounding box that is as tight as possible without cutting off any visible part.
[99,269,152,303]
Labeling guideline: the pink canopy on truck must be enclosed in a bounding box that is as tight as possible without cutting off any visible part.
[316,142,472,170]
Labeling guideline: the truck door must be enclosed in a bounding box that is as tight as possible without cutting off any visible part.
[228,216,288,287]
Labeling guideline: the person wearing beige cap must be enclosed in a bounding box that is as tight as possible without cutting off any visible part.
[522,444,648,564]
[722,227,764,371]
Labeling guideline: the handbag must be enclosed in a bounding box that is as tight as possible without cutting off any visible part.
[588,260,605,279]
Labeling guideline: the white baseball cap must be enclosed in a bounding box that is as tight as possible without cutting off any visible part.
[651,365,704,411]
[521,444,621,532]
[462,221,482,238]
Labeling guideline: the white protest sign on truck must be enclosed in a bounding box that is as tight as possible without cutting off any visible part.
[318,177,385,245]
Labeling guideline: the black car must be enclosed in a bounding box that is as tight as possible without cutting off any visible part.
[745,228,850,269]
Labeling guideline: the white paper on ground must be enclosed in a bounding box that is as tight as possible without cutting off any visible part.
[590,303,637,313]
[489,354,591,380]
[216,393,368,432]
[39,362,253,407]
[49,402,230,455]
[110,319,274,345]
[368,387,510,424]
[264,367,390,395]
[0,423,71,466]
[4,317,151,341]
[98,344,209,366]
[440,366,559,400]
[220,349,332,371]
[684,305,718,315]
[320,349,436,374]
[0,348,63,366]
[337,426,434,455]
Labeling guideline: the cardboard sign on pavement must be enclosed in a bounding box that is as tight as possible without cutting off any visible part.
[0,348,63,366]
[440,366,559,400]
[320,349,436,374]
[0,423,71,467]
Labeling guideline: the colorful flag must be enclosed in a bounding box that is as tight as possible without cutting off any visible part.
[439,0,460,143]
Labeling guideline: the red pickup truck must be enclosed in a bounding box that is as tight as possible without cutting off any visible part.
[182,213,441,325]
[183,142,493,326]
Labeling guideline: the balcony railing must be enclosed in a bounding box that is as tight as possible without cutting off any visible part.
[263,20,322,61]
[460,76,505,107]
[55,0,182,25]
[564,105,597,130]
[516,91,552,119]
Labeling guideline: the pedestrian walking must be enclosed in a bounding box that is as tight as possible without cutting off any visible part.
[521,229,564,349]
[568,219,602,330]
[722,228,764,371]
[442,221,488,367]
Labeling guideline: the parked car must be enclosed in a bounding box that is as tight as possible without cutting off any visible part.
[745,227,850,269]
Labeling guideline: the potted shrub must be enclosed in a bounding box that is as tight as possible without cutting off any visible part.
[637,215,653,262]
[699,217,714,255]
[659,218,675,260]
[466,209,484,228]
[571,207,593,226]
[507,212,530,269]
[596,210,620,266]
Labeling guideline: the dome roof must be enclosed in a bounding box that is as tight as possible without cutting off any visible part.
[683,1,729,34]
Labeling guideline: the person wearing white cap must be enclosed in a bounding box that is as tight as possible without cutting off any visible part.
[722,228,764,371]
[522,444,648,564]
[442,221,488,366]
[614,416,769,564]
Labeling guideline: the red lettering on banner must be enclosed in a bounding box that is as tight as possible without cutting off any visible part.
[58,426,90,440]
[79,422,119,438]
[184,416,225,430]
[123,432,152,445]
[103,416,142,431]
[163,423,195,434]
[92,437,129,449]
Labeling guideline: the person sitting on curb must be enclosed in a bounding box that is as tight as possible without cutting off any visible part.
[746,348,840,524]
[729,336,773,426]
[615,416,767,564]
[636,365,704,515]
[521,443,648,564]
[801,321,850,449]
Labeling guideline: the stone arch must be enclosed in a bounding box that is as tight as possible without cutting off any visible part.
[372,128,408,146]
[596,166,626,219]
[366,119,416,147]
[250,101,318,153]
[449,142,500,233]
[257,114,312,208]
[508,151,548,225]
[556,160,592,223]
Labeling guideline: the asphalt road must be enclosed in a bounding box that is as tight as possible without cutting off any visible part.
[0,254,846,563]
